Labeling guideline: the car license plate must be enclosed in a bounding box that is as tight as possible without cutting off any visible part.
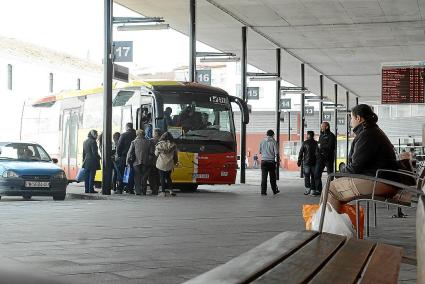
[25,181,50,188]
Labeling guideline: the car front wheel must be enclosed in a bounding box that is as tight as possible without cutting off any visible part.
[23,196,32,200]
[53,194,66,201]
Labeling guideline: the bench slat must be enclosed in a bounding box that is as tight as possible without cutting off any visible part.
[183,230,318,284]
[253,233,346,284]
[309,238,375,284]
[359,243,403,284]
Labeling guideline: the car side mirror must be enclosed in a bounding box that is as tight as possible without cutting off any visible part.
[52,158,58,164]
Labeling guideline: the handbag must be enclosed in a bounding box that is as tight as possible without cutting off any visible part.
[122,165,132,184]
[76,167,86,183]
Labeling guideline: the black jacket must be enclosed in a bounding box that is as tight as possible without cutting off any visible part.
[342,124,398,176]
[318,130,336,161]
[82,134,101,170]
[298,138,319,166]
[116,129,136,159]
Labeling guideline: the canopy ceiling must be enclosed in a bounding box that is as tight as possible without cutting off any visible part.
[116,0,425,105]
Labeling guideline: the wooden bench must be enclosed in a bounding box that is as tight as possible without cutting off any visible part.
[184,230,404,284]
[186,191,424,284]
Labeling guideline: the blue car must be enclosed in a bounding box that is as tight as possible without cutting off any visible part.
[0,142,67,200]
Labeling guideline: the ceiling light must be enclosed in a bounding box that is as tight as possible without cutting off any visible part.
[199,57,240,63]
[249,76,281,81]
[247,72,278,77]
[196,52,236,57]
[117,24,169,31]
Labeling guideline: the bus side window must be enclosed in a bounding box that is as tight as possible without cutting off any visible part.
[121,106,132,132]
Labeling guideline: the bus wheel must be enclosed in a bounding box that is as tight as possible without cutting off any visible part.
[94,181,102,189]
[338,163,345,172]
[178,184,199,192]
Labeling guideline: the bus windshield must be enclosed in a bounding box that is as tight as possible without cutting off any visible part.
[159,92,234,143]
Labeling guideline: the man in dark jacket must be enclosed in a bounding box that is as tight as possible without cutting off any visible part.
[116,122,136,194]
[314,122,336,195]
[298,131,318,195]
[82,130,101,194]
[148,128,162,195]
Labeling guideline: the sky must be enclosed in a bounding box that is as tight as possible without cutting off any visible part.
[0,0,216,71]
[0,0,285,140]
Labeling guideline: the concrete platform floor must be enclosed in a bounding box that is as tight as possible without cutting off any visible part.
[0,170,417,283]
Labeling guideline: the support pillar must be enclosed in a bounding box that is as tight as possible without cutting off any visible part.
[300,63,305,178]
[102,0,113,195]
[319,75,324,132]
[346,91,350,165]
[189,0,196,82]
[240,26,247,184]
[334,84,338,172]
[275,48,281,180]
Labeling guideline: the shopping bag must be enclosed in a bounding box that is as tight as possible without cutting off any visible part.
[76,167,86,183]
[303,204,364,238]
[122,165,132,184]
[310,203,355,237]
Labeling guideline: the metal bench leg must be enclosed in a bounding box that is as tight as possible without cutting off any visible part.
[366,201,370,237]
[356,200,360,239]
[373,202,377,228]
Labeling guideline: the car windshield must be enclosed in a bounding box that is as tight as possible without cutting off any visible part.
[0,143,51,162]
[159,93,234,142]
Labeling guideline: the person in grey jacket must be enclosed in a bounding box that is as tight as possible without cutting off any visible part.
[155,132,178,196]
[258,129,280,195]
[127,129,154,195]
[82,130,101,194]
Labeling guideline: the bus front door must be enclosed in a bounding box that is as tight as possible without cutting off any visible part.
[61,108,80,180]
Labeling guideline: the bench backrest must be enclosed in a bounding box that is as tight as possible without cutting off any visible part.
[418,193,425,283]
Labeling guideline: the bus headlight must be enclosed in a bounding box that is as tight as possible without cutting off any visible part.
[2,170,19,178]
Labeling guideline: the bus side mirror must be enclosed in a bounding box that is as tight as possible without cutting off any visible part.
[229,96,250,124]
[52,158,58,164]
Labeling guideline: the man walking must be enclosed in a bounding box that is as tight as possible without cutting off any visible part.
[314,122,336,195]
[258,129,280,195]
[297,131,318,195]
[116,122,136,194]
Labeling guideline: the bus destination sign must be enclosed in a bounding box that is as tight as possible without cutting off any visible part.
[382,62,425,104]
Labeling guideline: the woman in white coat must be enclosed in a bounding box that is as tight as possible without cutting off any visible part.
[155,132,178,196]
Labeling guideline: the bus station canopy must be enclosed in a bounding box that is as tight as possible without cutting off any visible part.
[116,0,425,104]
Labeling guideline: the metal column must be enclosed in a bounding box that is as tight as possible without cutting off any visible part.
[275,48,281,180]
[346,91,350,165]
[102,0,113,195]
[319,75,324,131]
[189,0,196,82]
[240,26,247,184]
[288,112,291,141]
[334,84,338,172]
[300,63,305,178]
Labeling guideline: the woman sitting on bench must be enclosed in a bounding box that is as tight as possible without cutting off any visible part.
[326,104,399,213]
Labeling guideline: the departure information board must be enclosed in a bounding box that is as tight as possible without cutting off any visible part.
[382,62,425,104]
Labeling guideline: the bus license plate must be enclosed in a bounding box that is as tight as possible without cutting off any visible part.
[25,181,50,188]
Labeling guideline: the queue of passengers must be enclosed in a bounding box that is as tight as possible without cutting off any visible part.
[82,122,178,197]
